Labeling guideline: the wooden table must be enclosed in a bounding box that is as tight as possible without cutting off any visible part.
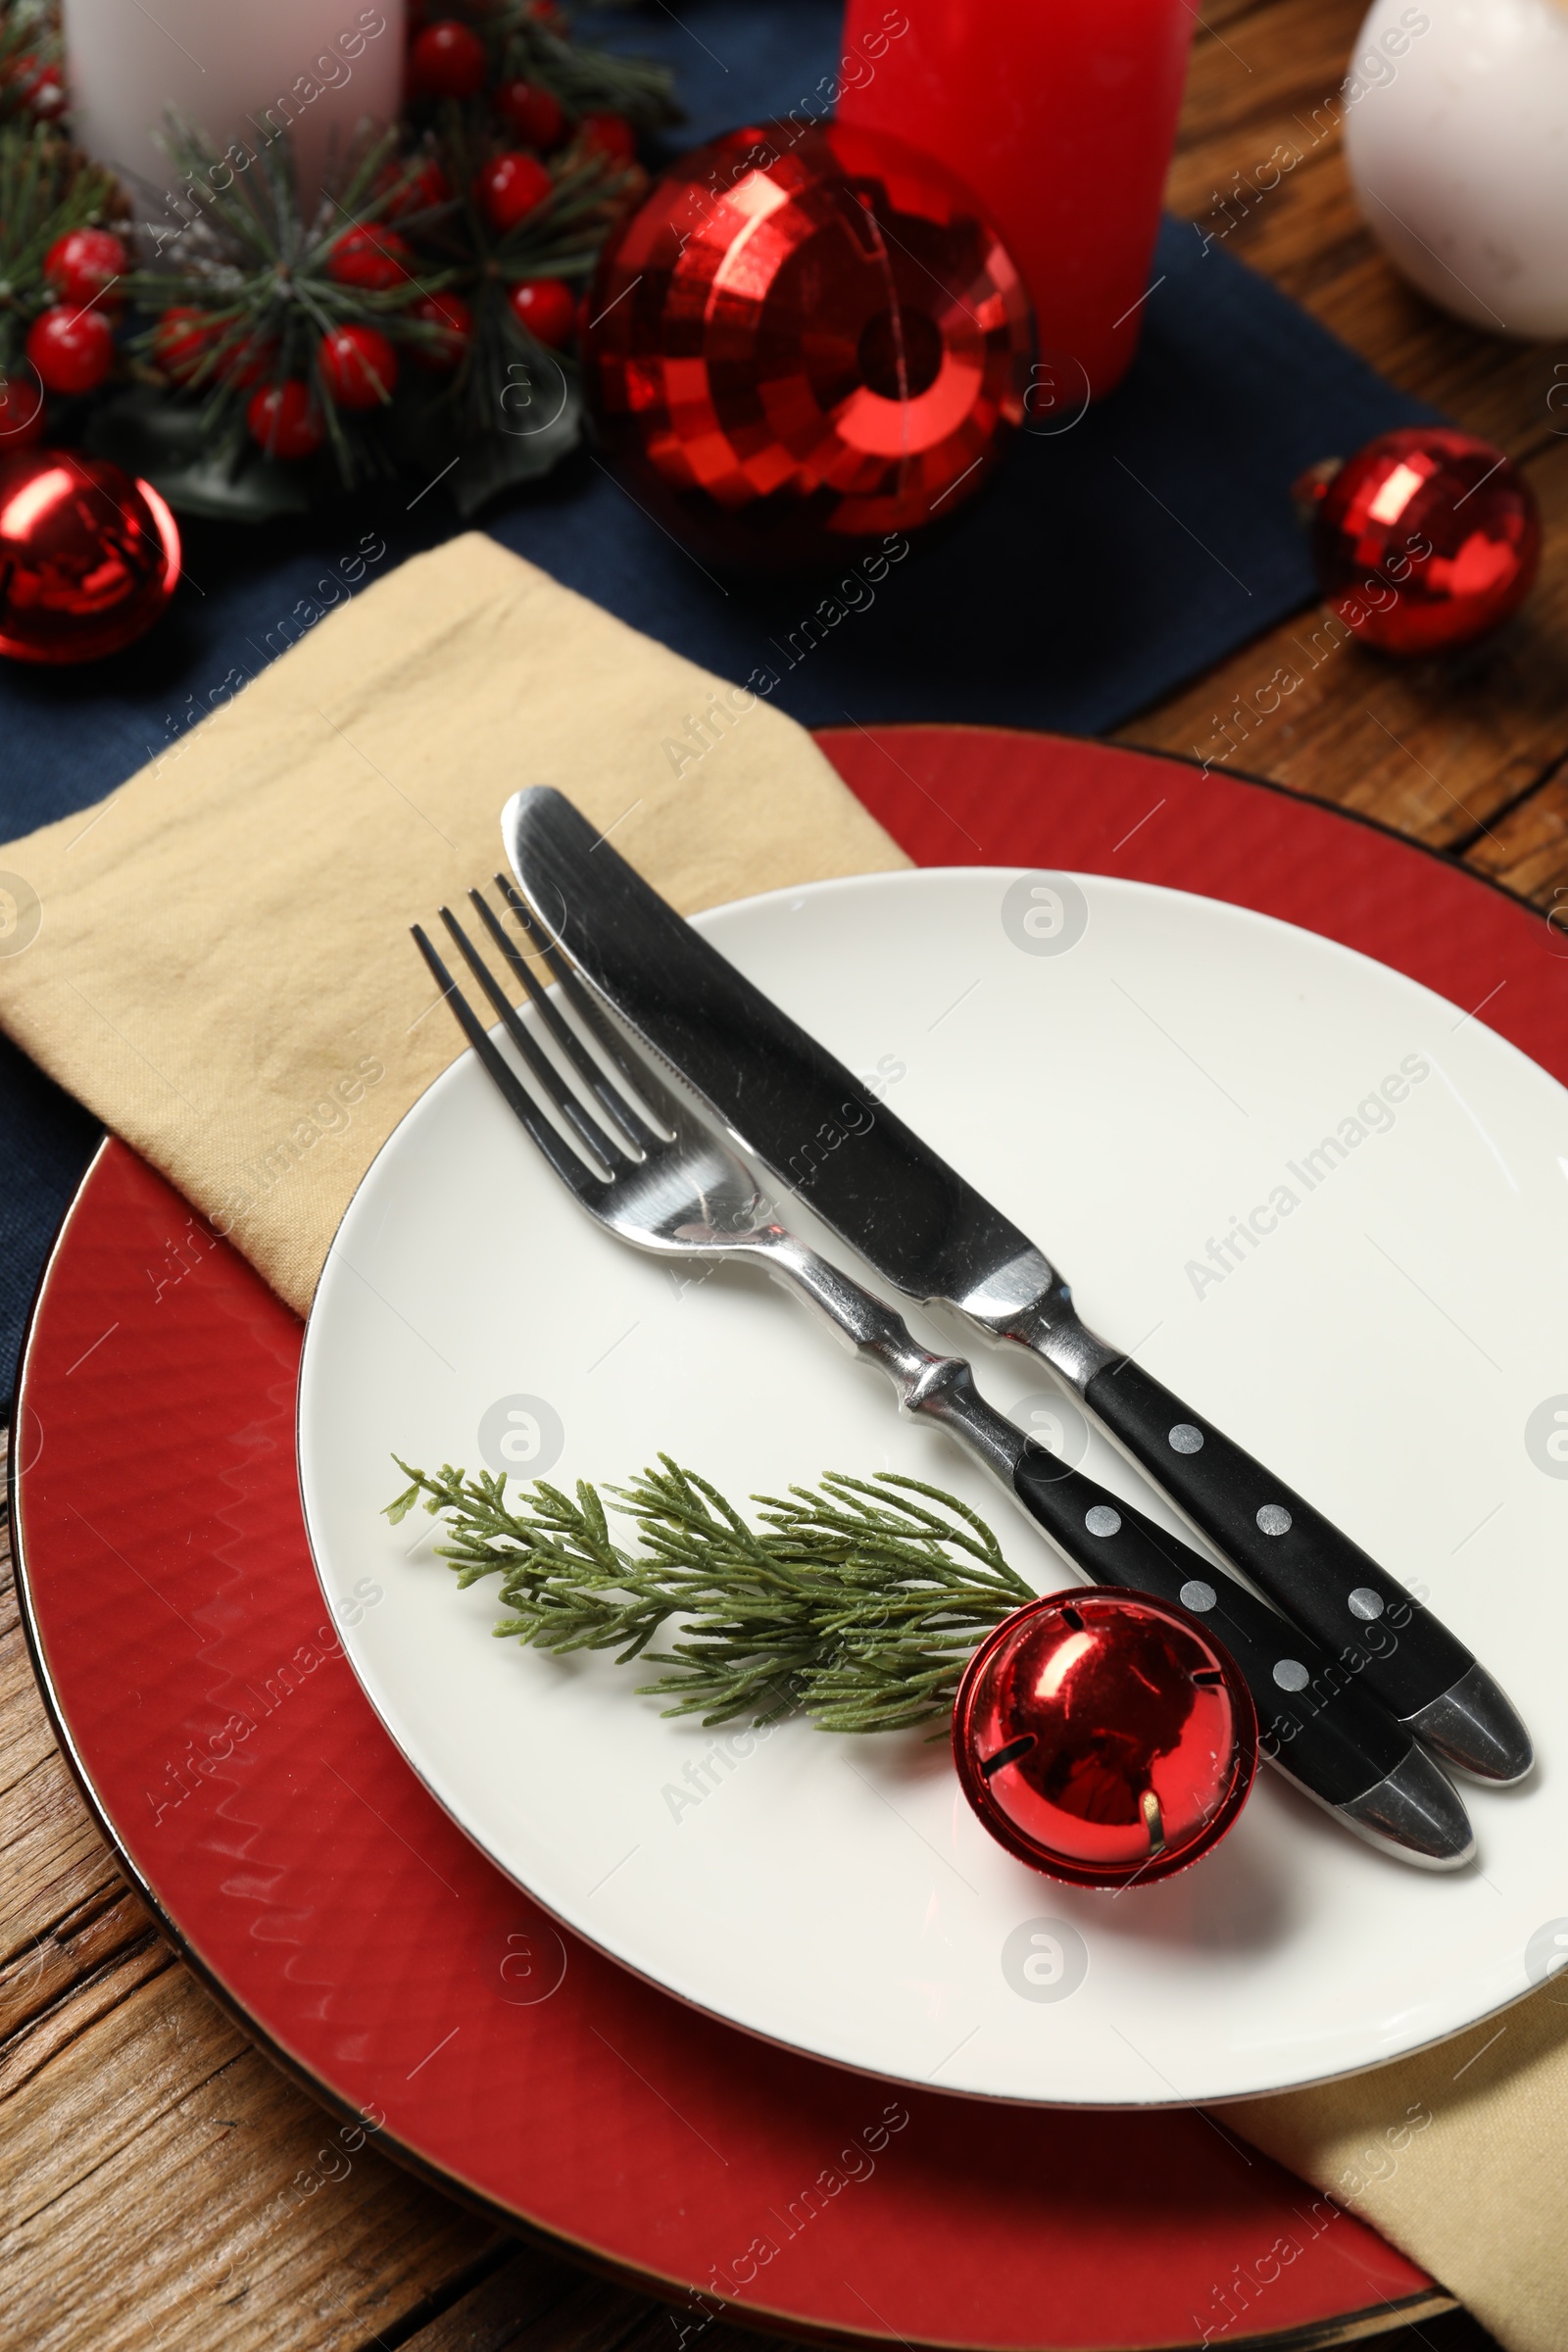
[2,2,1557,2344]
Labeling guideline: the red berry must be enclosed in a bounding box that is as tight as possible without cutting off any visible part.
[508,276,575,347]
[383,156,452,217]
[477,150,553,233]
[326,223,416,291]
[153,308,270,390]
[0,372,45,446]
[410,19,488,99]
[5,54,66,120]
[153,306,216,384]
[496,78,564,148]
[580,112,635,164]
[220,337,278,393]
[247,379,324,461]
[318,323,400,410]
[409,290,474,368]
[25,305,115,396]
[44,227,127,308]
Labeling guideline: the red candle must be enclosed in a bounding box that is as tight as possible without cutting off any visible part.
[836,0,1194,400]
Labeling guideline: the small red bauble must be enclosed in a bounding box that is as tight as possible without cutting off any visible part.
[43,227,127,308]
[409,19,488,99]
[409,290,474,368]
[0,448,180,665]
[509,275,575,346]
[326,223,415,290]
[497,78,565,149]
[478,150,554,232]
[318,324,399,409]
[585,120,1032,568]
[247,380,324,460]
[580,111,635,164]
[1298,427,1542,657]
[0,371,45,447]
[953,1589,1256,1887]
[24,305,115,397]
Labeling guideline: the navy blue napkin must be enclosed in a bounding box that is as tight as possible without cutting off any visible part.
[0,0,1441,1404]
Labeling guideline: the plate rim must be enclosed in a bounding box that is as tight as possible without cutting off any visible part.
[7,1140,1462,2351]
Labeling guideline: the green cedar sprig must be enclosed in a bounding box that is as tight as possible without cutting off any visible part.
[385,1454,1035,1734]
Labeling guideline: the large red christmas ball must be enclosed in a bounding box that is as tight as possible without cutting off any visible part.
[584,121,1032,569]
[0,449,180,665]
[1300,427,1542,656]
[953,1589,1256,1887]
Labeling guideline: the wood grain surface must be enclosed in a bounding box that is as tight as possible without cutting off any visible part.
[3,0,1558,2343]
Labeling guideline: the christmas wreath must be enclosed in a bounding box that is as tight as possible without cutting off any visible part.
[0,0,677,518]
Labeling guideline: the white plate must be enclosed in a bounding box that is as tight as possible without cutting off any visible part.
[298,867,1568,2107]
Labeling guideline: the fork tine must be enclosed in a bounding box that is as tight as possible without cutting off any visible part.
[412,925,611,1201]
[494,872,680,1120]
[437,906,625,1171]
[467,886,658,1152]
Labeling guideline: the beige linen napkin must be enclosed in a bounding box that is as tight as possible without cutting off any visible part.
[1235,1989,1568,2351]
[1,531,1562,2349]
[0,533,905,1312]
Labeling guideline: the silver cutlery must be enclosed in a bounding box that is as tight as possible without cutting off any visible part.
[410,885,1475,1869]
[501,785,1532,1791]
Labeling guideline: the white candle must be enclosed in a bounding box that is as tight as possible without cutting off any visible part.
[63,0,406,229]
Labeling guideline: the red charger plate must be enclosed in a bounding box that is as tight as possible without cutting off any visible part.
[20,727,1544,2349]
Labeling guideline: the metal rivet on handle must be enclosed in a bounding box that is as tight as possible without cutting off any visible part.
[1084,1505,1121,1538]
[1273,1658,1310,1691]
[1348,1587,1386,1620]
[1168,1423,1204,1453]
[1256,1503,1293,1536]
[1180,1579,1217,1612]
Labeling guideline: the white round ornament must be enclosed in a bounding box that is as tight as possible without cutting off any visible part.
[1344,0,1568,338]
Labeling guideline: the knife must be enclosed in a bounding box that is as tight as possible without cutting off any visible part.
[503,787,1532,1788]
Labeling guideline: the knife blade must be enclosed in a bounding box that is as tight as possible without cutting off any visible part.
[503,787,1532,1788]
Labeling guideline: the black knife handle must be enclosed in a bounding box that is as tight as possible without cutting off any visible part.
[1010,1442,1413,1804]
[1082,1357,1467,1721]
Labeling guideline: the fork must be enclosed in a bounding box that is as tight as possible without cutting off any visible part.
[410,881,1476,1869]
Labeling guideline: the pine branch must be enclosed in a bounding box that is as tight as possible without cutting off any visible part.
[0,120,119,370]
[430,0,681,129]
[386,1455,1036,1734]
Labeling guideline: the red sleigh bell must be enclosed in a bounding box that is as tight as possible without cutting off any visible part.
[954,1588,1257,1887]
